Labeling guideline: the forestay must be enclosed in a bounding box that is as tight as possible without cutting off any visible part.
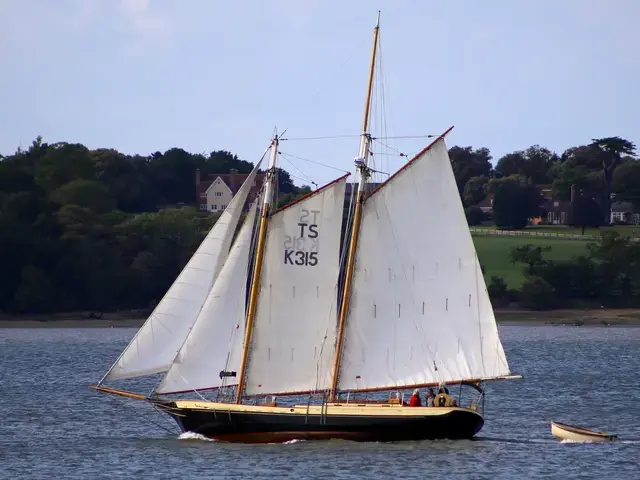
[337,138,510,392]
[102,161,263,381]
[244,176,348,395]
[156,202,258,394]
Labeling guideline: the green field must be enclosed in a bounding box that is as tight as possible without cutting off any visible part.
[473,235,591,287]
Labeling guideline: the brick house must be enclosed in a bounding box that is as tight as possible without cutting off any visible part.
[195,168,265,212]
[471,183,575,225]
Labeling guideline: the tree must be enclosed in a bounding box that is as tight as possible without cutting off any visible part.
[495,145,558,184]
[448,146,493,197]
[35,143,95,192]
[612,161,640,210]
[488,176,543,229]
[520,276,556,310]
[275,168,297,195]
[495,152,525,178]
[510,244,551,275]
[463,175,489,206]
[465,206,485,226]
[590,137,637,225]
[93,149,157,212]
[570,195,602,234]
[50,179,116,213]
[149,148,206,206]
[487,276,509,304]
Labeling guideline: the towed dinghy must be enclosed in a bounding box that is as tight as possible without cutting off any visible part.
[551,421,617,442]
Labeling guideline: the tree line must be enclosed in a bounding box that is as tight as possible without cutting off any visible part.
[0,135,638,314]
[453,137,638,229]
[0,138,304,315]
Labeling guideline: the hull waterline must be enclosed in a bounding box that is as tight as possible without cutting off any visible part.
[152,399,484,443]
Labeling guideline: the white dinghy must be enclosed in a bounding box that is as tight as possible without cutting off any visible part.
[551,421,617,443]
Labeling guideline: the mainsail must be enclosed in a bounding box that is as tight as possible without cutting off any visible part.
[156,202,258,394]
[102,161,263,381]
[244,175,348,395]
[337,136,511,392]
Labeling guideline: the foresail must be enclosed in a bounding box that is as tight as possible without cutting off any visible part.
[244,175,348,396]
[155,202,258,394]
[103,161,263,381]
[337,137,510,392]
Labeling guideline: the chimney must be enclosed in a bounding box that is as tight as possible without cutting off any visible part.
[570,184,576,203]
[195,168,201,204]
[230,168,238,193]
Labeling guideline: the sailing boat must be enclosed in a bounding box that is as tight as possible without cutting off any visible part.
[92,12,521,443]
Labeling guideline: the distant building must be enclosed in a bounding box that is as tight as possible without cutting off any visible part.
[195,168,265,212]
[611,201,640,225]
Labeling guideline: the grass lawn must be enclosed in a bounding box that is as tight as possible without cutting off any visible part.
[473,235,591,288]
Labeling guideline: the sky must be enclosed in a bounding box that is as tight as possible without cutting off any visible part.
[1,0,638,186]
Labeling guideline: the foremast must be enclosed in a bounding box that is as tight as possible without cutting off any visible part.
[328,11,380,402]
[235,135,279,403]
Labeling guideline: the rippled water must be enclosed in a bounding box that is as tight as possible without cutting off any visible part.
[2,326,639,479]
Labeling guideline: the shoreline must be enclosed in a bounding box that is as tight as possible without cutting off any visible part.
[1,308,639,328]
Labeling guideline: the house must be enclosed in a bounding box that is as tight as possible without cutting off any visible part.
[195,168,265,212]
[542,184,573,225]
[611,201,640,225]
[471,183,575,225]
[474,194,493,214]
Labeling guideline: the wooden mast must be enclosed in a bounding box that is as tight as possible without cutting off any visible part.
[235,135,279,404]
[328,11,380,402]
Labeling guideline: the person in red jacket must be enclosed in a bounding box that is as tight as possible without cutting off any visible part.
[409,389,422,407]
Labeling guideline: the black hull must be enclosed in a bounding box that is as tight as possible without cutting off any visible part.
[155,401,484,443]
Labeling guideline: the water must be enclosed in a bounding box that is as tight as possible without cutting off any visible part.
[1,326,639,479]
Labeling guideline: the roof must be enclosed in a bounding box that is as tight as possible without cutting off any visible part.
[196,170,265,204]
[611,201,636,213]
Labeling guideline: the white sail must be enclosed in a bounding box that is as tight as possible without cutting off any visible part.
[337,138,510,392]
[103,162,263,381]
[155,202,258,394]
[244,176,348,396]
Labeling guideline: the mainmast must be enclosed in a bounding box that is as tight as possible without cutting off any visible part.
[329,11,380,402]
[235,134,279,403]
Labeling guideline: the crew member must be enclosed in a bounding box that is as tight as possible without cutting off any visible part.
[409,388,422,406]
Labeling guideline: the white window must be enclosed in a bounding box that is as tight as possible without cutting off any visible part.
[560,212,566,224]
[200,193,207,199]
[220,204,226,210]
[211,204,217,210]
[547,212,553,222]
[215,191,223,197]
[199,204,207,210]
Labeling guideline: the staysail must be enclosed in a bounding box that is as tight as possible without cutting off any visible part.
[337,137,510,392]
[102,161,263,381]
[244,175,348,395]
[155,202,258,394]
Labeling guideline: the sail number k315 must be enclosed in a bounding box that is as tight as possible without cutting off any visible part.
[283,208,320,266]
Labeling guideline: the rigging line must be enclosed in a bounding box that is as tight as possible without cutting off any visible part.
[307,35,369,104]
[372,138,407,158]
[288,172,317,187]
[374,134,438,140]
[109,394,177,435]
[277,152,317,187]
[279,151,351,174]
[280,134,361,141]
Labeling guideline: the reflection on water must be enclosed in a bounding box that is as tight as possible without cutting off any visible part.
[1,326,639,479]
